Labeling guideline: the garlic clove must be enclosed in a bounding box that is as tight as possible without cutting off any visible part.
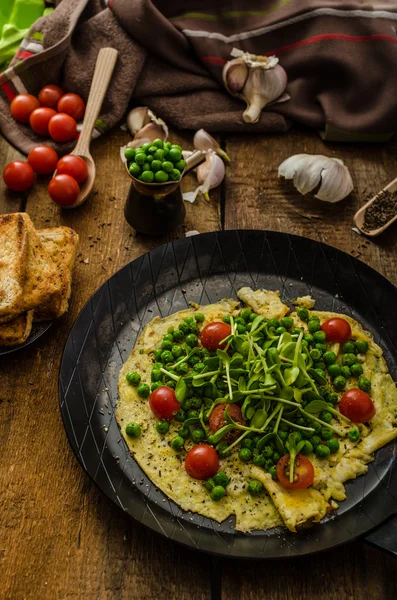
[223,48,288,124]
[183,150,226,203]
[193,129,230,163]
[278,154,353,203]
[130,122,168,147]
[127,107,150,135]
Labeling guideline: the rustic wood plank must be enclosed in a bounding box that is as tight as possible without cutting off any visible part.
[0,128,218,600]
[221,126,397,599]
[0,139,25,213]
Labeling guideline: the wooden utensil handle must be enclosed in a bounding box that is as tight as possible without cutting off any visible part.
[74,47,118,154]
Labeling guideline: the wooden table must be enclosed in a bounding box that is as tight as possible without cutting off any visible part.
[1,125,396,600]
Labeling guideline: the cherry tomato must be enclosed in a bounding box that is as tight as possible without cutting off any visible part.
[10,94,40,123]
[339,388,376,423]
[3,161,34,191]
[48,174,79,206]
[57,93,85,120]
[209,403,245,442]
[185,444,219,480]
[321,318,352,344]
[28,146,59,175]
[200,321,231,351]
[48,113,77,143]
[56,154,88,183]
[149,386,180,421]
[38,85,64,108]
[276,454,315,490]
[29,107,57,136]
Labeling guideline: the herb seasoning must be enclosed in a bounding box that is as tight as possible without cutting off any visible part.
[363,189,397,232]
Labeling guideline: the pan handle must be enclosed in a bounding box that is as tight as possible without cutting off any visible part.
[364,514,397,557]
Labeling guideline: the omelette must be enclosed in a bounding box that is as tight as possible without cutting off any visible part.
[117,288,397,533]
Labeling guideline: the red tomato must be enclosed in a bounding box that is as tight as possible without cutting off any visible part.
[38,85,64,108]
[56,154,88,183]
[149,386,180,421]
[57,93,85,120]
[48,113,77,143]
[276,454,314,490]
[185,444,219,480]
[321,318,352,344]
[28,146,59,175]
[3,161,34,191]
[29,107,57,136]
[10,94,40,123]
[200,321,231,351]
[339,388,375,423]
[48,174,79,206]
[209,403,246,443]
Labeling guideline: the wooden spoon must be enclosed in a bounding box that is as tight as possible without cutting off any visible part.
[63,47,118,208]
[353,176,397,236]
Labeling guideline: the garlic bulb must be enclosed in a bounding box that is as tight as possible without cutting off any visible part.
[223,48,289,123]
[183,150,225,203]
[278,154,354,203]
[121,107,169,162]
[193,129,230,162]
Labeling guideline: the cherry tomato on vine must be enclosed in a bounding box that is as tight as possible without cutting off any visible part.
[3,161,34,191]
[276,454,314,490]
[10,94,40,123]
[185,444,219,480]
[321,318,352,344]
[29,107,57,136]
[48,174,79,206]
[48,113,77,143]
[57,93,85,120]
[149,386,180,421]
[56,154,88,183]
[38,85,64,108]
[200,321,231,351]
[28,146,59,175]
[339,388,376,423]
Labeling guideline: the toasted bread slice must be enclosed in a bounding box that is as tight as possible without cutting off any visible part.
[0,310,34,346]
[34,227,79,321]
[0,213,29,317]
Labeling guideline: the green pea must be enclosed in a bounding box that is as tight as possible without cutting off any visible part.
[174,409,186,422]
[222,315,231,324]
[323,351,337,365]
[275,326,286,335]
[300,440,314,455]
[320,411,333,424]
[146,154,154,164]
[141,170,154,183]
[129,163,141,177]
[159,160,173,173]
[356,340,369,354]
[328,364,342,378]
[297,307,309,321]
[191,429,205,443]
[151,159,162,172]
[253,454,266,467]
[239,448,252,462]
[162,333,173,343]
[316,343,327,353]
[166,380,176,389]
[191,397,202,410]
[175,159,186,171]
[126,371,141,386]
[350,363,363,377]
[321,428,333,440]
[205,478,215,491]
[154,170,169,183]
[194,362,205,373]
[151,369,163,382]
[310,348,322,361]
[304,333,314,345]
[153,149,164,162]
[333,376,346,391]
[176,362,189,375]
[211,485,226,501]
[315,368,326,379]
[194,312,205,323]
[236,324,245,334]
[308,319,321,333]
[217,442,231,458]
[280,316,294,330]
[153,138,164,149]
[248,479,263,496]
[137,384,150,398]
[239,308,252,321]
[327,438,340,453]
[311,435,321,448]
[348,428,360,442]
[135,152,147,165]
[267,318,278,329]
[151,382,162,391]
[234,317,245,326]
[171,435,184,451]
[358,377,371,393]
[148,145,157,155]
[242,438,254,450]
[186,334,198,347]
[139,142,151,153]
[124,147,135,161]
[161,339,173,351]
[169,147,182,162]
[313,330,326,343]
[301,429,314,439]
[173,329,183,342]
[272,452,281,464]
[187,409,199,419]
[161,350,173,364]
[164,141,172,149]
[178,425,190,439]
[156,420,170,434]
[264,459,274,471]
[314,361,326,371]
[316,444,331,459]
[214,472,229,487]
[292,327,302,335]
[342,353,356,368]
[341,366,351,379]
[342,341,356,354]
[125,422,141,437]
[262,445,274,458]
[170,345,181,359]
[169,168,181,181]
[328,392,339,405]
[268,465,278,480]
[309,314,320,322]
[142,162,151,172]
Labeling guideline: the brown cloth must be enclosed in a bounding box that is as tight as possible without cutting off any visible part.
[1,0,397,154]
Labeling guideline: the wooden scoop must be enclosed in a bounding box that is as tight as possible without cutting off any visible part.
[64,47,118,208]
[353,176,397,236]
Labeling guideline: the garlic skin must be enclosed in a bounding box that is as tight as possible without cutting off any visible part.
[127,106,150,135]
[223,48,289,124]
[121,108,168,162]
[278,154,354,203]
[193,129,230,162]
[183,150,225,203]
